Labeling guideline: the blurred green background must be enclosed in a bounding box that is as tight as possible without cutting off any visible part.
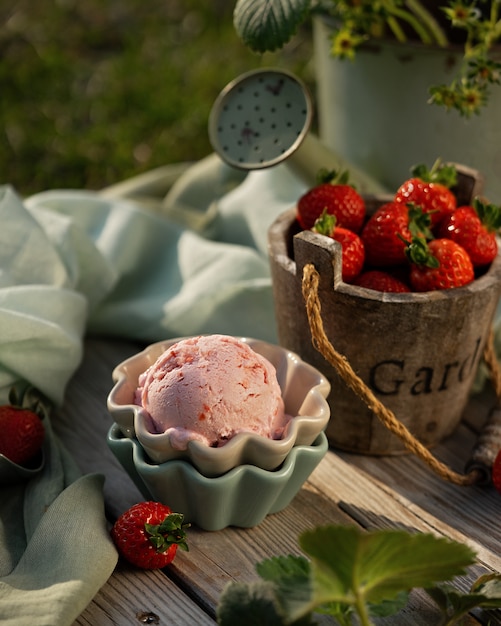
[1,0,313,196]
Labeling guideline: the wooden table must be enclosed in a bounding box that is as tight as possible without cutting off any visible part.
[53,338,501,626]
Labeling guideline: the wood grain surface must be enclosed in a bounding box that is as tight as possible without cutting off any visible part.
[52,339,501,626]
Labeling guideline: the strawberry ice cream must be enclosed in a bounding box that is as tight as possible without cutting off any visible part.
[135,334,290,449]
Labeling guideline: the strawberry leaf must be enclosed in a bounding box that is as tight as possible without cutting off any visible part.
[233,0,310,53]
[316,168,351,186]
[410,159,457,187]
[299,526,475,609]
[316,168,337,184]
[407,204,433,239]
[471,573,501,608]
[216,525,481,625]
[473,197,501,232]
[312,209,336,236]
[424,573,501,621]
[145,513,189,553]
[404,237,440,268]
[257,554,311,585]
[368,592,409,617]
[217,580,288,626]
[256,555,314,620]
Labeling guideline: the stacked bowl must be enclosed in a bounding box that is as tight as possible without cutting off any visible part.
[107,336,331,531]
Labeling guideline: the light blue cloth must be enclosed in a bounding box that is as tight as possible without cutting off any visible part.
[23,157,306,355]
[0,156,308,407]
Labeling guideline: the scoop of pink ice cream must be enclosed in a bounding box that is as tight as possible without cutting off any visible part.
[135,334,289,449]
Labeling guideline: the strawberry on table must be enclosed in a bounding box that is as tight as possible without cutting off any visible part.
[395,160,457,228]
[296,169,366,232]
[405,237,474,291]
[111,501,189,569]
[353,269,411,293]
[312,210,365,282]
[0,404,45,466]
[436,198,501,268]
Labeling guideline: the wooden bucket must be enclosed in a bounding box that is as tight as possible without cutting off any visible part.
[268,166,501,455]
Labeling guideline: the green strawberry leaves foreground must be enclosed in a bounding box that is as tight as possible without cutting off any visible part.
[216,525,501,626]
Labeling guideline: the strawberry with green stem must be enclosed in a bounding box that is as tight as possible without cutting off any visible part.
[437,197,501,268]
[405,236,474,292]
[297,168,366,233]
[361,202,432,268]
[111,501,189,569]
[312,209,365,282]
[395,160,457,228]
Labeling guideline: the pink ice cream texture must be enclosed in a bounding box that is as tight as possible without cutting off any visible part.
[135,335,290,450]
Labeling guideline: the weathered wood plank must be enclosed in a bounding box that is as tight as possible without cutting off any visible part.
[73,561,217,626]
[332,425,501,570]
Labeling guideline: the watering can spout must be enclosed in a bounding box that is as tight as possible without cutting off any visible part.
[209,68,388,193]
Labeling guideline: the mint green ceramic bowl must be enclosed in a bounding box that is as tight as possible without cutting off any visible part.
[107,423,328,531]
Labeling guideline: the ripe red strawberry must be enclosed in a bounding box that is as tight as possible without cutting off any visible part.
[353,270,411,293]
[436,199,501,268]
[0,405,45,466]
[361,201,414,267]
[492,449,501,495]
[406,237,474,291]
[111,501,189,569]
[312,210,365,282]
[395,161,457,228]
[362,202,433,268]
[297,170,366,232]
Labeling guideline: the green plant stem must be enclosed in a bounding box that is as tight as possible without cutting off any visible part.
[353,593,374,626]
[405,0,449,46]
[487,0,501,47]
[386,4,435,44]
[385,13,409,43]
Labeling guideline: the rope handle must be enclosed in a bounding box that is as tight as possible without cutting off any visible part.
[301,263,501,487]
